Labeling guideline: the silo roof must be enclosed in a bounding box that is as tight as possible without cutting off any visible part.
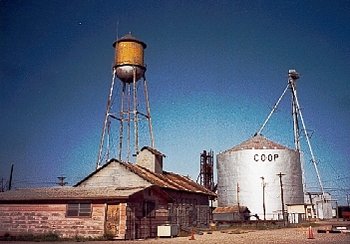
[221,135,290,153]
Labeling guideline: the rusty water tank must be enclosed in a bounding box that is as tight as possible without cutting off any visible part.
[113,33,146,83]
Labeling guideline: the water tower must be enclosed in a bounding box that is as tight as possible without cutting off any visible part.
[96,33,155,168]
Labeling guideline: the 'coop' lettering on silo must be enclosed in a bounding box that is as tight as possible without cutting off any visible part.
[253,153,279,162]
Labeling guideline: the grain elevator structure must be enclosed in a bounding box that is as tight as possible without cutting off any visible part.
[216,69,327,221]
[217,135,304,220]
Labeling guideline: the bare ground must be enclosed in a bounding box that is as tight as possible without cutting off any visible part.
[2,220,350,244]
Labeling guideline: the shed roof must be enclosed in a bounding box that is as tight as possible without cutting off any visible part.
[75,159,216,198]
[213,206,250,214]
[220,135,290,154]
[0,186,146,202]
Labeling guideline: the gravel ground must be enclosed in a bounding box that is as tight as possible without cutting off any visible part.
[2,222,350,244]
[122,226,350,244]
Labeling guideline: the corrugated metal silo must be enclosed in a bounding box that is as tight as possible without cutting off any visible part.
[217,135,304,220]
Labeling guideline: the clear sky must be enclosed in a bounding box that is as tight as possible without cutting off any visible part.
[1,0,349,204]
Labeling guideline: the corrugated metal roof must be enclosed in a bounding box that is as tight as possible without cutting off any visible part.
[0,186,145,202]
[221,135,290,154]
[121,161,216,197]
[213,206,250,214]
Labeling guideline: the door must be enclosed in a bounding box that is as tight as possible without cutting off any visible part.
[105,204,120,238]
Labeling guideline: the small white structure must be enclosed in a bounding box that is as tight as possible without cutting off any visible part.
[305,192,333,219]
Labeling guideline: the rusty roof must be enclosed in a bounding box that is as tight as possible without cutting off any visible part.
[0,186,146,202]
[120,161,216,197]
[220,135,290,154]
[213,206,250,214]
[75,159,216,197]
[113,33,147,48]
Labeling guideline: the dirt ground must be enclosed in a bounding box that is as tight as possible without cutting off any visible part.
[120,224,350,244]
[2,220,350,244]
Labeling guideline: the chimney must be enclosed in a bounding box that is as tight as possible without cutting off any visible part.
[136,147,165,174]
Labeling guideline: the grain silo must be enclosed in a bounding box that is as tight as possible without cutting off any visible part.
[217,135,304,220]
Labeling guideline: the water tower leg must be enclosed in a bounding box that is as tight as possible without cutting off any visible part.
[143,76,155,148]
[132,67,139,155]
[96,69,117,168]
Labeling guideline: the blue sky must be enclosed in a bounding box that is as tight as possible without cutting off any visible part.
[1,0,349,204]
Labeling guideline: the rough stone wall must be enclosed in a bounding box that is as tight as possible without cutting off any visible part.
[0,203,105,238]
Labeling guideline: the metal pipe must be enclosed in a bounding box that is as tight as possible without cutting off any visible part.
[133,67,139,155]
[256,84,289,136]
[118,82,126,161]
[143,77,155,148]
[289,81,325,199]
[290,78,301,152]
[127,83,132,162]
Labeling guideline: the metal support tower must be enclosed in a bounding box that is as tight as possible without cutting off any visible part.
[198,150,214,191]
[96,67,154,168]
[289,71,301,152]
[256,69,325,200]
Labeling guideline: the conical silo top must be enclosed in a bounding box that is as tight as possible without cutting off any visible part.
[222,135,290,154]
[113,33,147,48]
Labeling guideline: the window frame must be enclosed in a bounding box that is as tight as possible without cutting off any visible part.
[66,203,92,218]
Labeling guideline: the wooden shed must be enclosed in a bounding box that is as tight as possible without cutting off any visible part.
[213,206,251,223]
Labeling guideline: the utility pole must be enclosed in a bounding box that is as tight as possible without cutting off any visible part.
[1,178,4,192]
[260,177,266,220]
[57,176,68,187]
[347,194,349,208]
[237,182,240,214]
[277,172,286,225]
[8,164,14,191]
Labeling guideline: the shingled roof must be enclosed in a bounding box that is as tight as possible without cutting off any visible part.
[220,135,290,154]
[0,186,147,203]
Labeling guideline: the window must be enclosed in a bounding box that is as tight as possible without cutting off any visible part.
[66,203,92,217]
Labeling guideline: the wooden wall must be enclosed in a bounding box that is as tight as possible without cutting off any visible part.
[166,190,211,228]
[77,162,151,188]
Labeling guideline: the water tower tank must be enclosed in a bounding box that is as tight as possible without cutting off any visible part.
[217,135,304,220]
[113,33,147,83]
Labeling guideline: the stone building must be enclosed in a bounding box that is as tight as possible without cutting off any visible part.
[0,147,216,239]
